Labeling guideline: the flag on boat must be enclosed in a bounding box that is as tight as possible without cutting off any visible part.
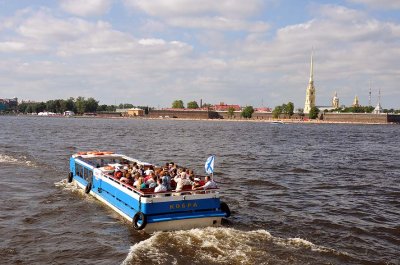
[205,155,215,174]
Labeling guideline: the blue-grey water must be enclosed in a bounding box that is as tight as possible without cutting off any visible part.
[0,116,399,265]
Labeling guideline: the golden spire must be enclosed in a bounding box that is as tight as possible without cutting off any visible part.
[309,49,314,83]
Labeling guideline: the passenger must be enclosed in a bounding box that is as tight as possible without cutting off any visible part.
[136,176,146,190]
[145,166,154,176]
[194,176,217,190]
[120,172,132,184]
[174,171,191,192]
[133,172,141,186]
[114,168,123,180]
[154,177,167,193]
[139,165,145,176]
[188,170,195,180]
[192,177,201,190]
[161,171,172,191]
[146,173,157,188]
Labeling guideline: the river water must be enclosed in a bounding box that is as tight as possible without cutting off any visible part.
[0,116,399,265]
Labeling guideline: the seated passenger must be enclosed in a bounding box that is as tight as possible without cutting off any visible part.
[194,176,217,190]
[161,171,172,191]
[144,166,154,176]
[136,176,146,190]
[114,168,123,180]
[174,172,191,191]
[146,173,157,188]
[120,172,132,184]
[154,177,167,193]
[192,177,201,190]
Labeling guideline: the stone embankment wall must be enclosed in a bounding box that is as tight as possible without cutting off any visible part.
[323,113,389,123]
[148,110,219,119]
[146,109,400,124]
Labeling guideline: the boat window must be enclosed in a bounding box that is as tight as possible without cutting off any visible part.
[82,167,93,181]
[75,163,82,177]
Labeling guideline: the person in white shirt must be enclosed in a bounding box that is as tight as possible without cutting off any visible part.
[194,176,217,190]
[174,172,191,191]
[144,166,154,176]
[154,177,167,193]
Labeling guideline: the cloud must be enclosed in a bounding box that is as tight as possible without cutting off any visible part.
[124,0,269,33]
[124,0,264,18]
[348,0,400,10]
[59,0,113,16]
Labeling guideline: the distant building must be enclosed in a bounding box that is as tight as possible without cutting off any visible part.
[0,97,18,111]
[332,92,339,109]
[63,111,75,116]
[352,95,360,107]
[255,107,272,112]
[304,52,316,114]
[214,102,241,111]
[373,88,383,114]
[127,108,144,117]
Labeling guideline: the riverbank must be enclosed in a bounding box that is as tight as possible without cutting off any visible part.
[11,113,400,125]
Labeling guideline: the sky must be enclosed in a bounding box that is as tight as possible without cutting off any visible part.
[0,0,399,109]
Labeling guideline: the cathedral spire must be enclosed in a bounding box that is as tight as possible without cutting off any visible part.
[309,50,314,83]
[304,50,316,114]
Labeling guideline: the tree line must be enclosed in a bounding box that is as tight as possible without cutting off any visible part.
[17,97,150,114]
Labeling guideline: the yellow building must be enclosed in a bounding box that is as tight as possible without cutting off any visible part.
[127,108,144,117]
[352,95,360,107]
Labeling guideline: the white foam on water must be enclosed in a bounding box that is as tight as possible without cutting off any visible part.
[122,227,272,265]
[54,179,84,194]
[0,154,19,163]
[122,227,349,265]
[0,153,37,167]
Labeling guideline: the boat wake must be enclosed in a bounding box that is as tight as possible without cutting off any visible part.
[0,153,37,167]
[122,227,347,265]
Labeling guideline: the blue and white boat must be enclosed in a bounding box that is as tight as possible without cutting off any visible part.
[68,151,230,232]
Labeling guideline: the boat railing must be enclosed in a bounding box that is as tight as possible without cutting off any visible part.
[102,173,219,198]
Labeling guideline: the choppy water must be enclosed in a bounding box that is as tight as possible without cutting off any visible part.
[0,116,399,265]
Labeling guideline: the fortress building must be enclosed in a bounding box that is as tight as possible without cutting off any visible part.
[304,52,315,114]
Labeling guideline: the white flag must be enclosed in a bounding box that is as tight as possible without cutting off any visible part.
[205,155,215,174]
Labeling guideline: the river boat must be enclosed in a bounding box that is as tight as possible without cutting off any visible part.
[68,151,230,232]
[271,121,285,124]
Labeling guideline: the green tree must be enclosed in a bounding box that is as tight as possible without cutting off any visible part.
[187,101,199,109]
[227,107,235,118]
[309,106,320,119]
[286,102,294,117]
[66,97,75,112]
[272,105,283,118]
[75,97,86,114]
[241,106,254,119]
[85,97,99,112]
[172,100,184,109]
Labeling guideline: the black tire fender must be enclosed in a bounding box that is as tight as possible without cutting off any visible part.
[67,172,73,183]
[133,212,147,230]
[220,201,231,218]
[85,182,92,194]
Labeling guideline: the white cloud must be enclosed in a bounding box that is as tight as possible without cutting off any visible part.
[124,0,269,33]
[0,41,26,52]
[348,0,400,10]
[167,16,269,32]
[59,0,113,16]
[124,0,264,18]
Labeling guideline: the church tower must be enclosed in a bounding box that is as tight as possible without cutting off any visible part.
[332,91,339,109]
[304,52,316,114]
[352,95,360,107]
